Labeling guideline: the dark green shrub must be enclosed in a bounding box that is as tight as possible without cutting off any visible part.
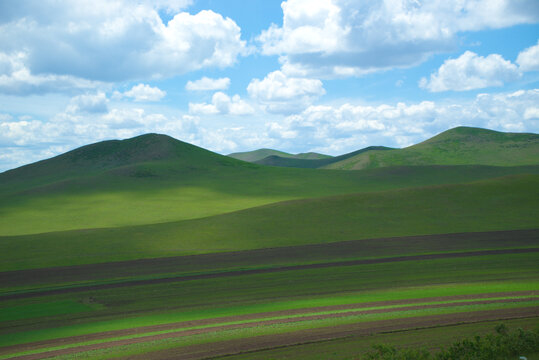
[363,325,539,360]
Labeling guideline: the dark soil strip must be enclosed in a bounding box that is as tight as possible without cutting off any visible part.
[2,298,539,359]
[2,247,538,301]
[128,307,539,360]
[2,291,536,356]
[2,229,537,289]
[6,304,539,360]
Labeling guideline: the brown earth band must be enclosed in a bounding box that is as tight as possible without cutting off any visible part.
[126,307,539,360]
[2,247,538,301]
[2,229,538,292]
[3,297,538,359]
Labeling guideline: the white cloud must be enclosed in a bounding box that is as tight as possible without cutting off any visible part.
[517,40,539,72]
[186,77,230,91]
[264,89,539,153]
[121,83,166,102]
[189,92,254,116]
[258,0,539,78]
[524,107,539,120]
[0,118,46,147]
[188,102,219,116]
[247,70,325,113]
[0,1,247,94]
[420,51,521,92]
[66,92,109,114]
[0,52,103,95]
[1,88,538,172]
[0,105,255,171]
[259,0,349,55]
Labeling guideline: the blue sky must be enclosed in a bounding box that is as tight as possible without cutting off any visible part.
[0,0,538,171]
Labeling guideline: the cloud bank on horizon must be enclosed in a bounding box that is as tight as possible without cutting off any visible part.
[0,0,538,171]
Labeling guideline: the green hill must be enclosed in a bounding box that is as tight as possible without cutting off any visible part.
[228,148,294,162]
[255,146,393,168]
[325,127,539,170]
[1,129,538,237]
[292,152,333,160]
[0,133,250,195]
[228,149,331,162]
[1,173,537,271]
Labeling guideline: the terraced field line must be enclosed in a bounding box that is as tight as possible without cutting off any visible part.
[2,291,537,356]
[2,248,538,301]
[3,298,538,360]
[126,307,539,360]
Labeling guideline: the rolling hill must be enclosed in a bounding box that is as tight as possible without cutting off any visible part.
[0,127,538,360]
[230,127,539,170]
[4,130,536,236]
[1,173,537,271]
[0,133,252,194]
[228,148,331,162]
[254,146,393,168]
[325,126,539,170]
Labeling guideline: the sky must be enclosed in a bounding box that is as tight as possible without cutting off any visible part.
[0,0,538,171]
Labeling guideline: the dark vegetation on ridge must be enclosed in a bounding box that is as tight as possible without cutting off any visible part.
[254,146,393,168]
[3,126,538,236]
[228,148,332,162]
[234,126,539,169]
[326,126,539,169]
[0,133,250,189]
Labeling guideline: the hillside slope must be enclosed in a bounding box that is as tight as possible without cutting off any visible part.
[325,127,539,170]
[255,146,393,168]
[0,133,251,195]
[1,173,537,271]
[2,130,538,236]
[228,149,331,162]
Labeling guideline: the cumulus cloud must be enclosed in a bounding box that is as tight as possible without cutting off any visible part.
[66,92,109,114]
[523,107,539,120]
[2,88,539,172]
[247,70,325,113]
[186,77,231,91]
[258,0,539,78]
[419,51,521,92]
[264,89,539,153]
[517,40,539,72]
[189,92,254,116]
[0,1,247,94]
[0,106,253,172]
[0,52,102,95]
[120,83,167,102]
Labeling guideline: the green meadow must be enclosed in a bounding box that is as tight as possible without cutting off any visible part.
[0,127,537,359]
[1,173,537,271]
[325,126,539,169]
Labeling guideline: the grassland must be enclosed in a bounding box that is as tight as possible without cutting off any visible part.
[220,318,539,360]
[0,128,538,359]
[325,126,539,170]
[0,248,537,358]
[1,173,537,271]
[253,146,393,168]
[5,161,535,236]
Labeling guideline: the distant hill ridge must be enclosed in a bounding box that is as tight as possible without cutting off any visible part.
[2,127,538,183]
[230,127,538,169]
[254,146,394,169]
[1,126,538,236]
[228,149,332,162]
[324,126,539,170]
